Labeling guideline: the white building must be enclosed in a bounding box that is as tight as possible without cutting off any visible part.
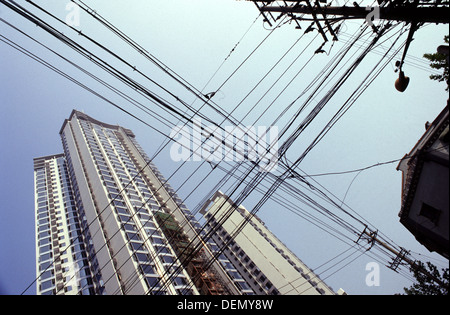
[34,154,98,295]
[200,191,336,295]
[34,110,254,295]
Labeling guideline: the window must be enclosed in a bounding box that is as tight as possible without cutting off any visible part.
[264,281,273,290]
[140,264,156,275]
[113,200,126,207]
[127,232,141,241]
[116,207,129,216]
[161,255,174,264]
[223,262,235,270]
[40,270,54,280]
[236,281,251,291]
[151,237,165,245]
[135,252,149,262]
[259,274,267,283]
[145,277,161,289]
[130,242,144,251]
[210,244,220,252]
[270,288,280,295]
[122,223,136,232]
[173,277,188,286]
[142,219,156,228]
[229,271,242,280]
[155,246,170,254]
[39,237,51,246]
[294,266,304,273]
[419,203,441,225]
[40,279,55,291]
[39,244,52,253]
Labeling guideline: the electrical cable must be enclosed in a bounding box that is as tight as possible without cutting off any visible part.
[0,7,278,296]
[1,0,434,296]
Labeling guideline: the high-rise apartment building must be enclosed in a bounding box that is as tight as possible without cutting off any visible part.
[34,154,99,295]
[200,191,336,295]
[34,110,253,295]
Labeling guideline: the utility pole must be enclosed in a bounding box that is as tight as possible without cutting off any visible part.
[252,1,449,25]
[357,226,447,288]
[248,1,449,90]
[244,1,449,289]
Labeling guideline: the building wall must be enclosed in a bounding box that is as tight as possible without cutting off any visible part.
[34,154,97,295]
[201,191,336,295]
[36,110,256,295]
[122,132,246,294]
[397,107,449,258]
[60,111,199,295]
[404,158,449,256]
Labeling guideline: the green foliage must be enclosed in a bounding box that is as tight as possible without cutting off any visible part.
[423,35,449,91]
[402,261,449,295]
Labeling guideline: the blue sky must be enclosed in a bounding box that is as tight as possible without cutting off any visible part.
[0,0,448,295]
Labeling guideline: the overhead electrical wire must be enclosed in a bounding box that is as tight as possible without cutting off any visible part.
[302,144,449,178]
[282,24,407,167]
[0,1,296,296]
[0,9,268,296]
[103,17,414,294]
[20,12,404,292]
[19,0,231,130]
[0,22,233,295]
[202,21,428,292]
[0,0,436,296]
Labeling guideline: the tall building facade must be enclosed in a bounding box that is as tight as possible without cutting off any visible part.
[34,110,253,295]
[34,154,99,295]
[200,191,336,295]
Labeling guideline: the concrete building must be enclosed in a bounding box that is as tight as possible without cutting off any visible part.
[397,105,449,259]
[34,110,253,295]
[200,191,336,295]
[34,154,99,295]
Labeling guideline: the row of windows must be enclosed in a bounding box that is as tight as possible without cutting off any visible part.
[104,132,165,220]
[205,214,275,295]
[57,124,103,294]
[35,156,95,295]
[111,181,192,294]
[231,209,324,293]
[136,157,253,295]
[77,120,121,294]
[205,236,255,294]
[78,118,198,295]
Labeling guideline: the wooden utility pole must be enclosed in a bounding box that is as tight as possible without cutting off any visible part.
[249,1,449,41]
[261,6,450,23]
[249,1,449,88]
[254,2,449,24]
[358,226,447,288]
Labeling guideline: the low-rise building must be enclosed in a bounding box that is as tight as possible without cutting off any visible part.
[397,105,449,259]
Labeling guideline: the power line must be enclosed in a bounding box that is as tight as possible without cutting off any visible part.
[0,7,256,296]
[0,1,288,296]
[303,144,449,178]
[0,0,436,296]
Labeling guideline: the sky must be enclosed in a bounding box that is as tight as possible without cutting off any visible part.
[0,0,448,295]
